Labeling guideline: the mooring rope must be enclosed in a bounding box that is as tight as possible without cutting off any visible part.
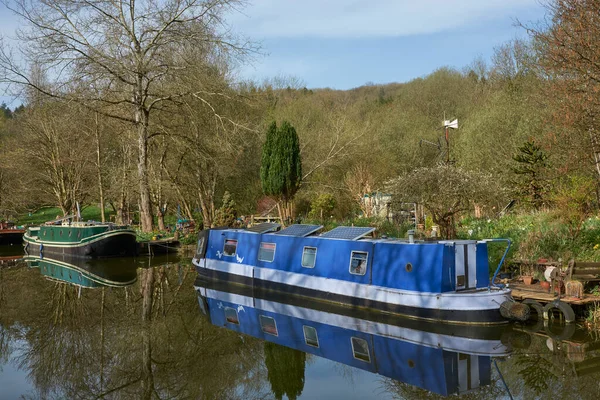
[493,359,513,400]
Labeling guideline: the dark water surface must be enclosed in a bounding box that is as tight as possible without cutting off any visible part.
[1,245,600,399]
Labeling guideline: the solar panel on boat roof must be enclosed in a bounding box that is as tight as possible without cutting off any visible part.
[275,224,323,237]
[320,226,375,240]
[246,222,281,233]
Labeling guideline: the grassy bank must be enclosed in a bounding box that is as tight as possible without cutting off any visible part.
[16,206,114,225]
[457,212,600,263]
[19,207,600,263]
[17,206,201,245]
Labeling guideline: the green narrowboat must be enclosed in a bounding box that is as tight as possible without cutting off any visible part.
[24,221,138,258]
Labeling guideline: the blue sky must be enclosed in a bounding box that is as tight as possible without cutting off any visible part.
[0,0,547,106]
[229,0,547,89]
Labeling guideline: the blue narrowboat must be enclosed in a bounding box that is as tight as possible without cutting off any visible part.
[195,280,511,396]
[193,223,512,324]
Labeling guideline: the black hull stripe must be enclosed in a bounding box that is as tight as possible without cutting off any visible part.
[25,235,138,259]
[196,268,507,325]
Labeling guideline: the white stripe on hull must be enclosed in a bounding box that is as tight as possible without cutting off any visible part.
[201,287,510,356]
[24,230,136,248]
[195,258,511,312]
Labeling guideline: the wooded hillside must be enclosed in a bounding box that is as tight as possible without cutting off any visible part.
[0,0,598,237]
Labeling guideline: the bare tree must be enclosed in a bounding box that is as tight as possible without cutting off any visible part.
[343,163,375,217]
[18,103,92,216]
[0,0,253,231]
[387,165,504,239]
[522,0,600,182]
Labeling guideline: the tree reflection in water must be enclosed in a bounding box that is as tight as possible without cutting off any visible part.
[6,257,600,399]
[264,342,306,400]
[0,260,271,399]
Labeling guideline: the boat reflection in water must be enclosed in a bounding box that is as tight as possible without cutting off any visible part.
[195,279,513,397]
[0,245,24,268]
[23,254,139,288]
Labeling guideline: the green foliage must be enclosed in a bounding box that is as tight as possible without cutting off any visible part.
[264,342,306,400]
[586,302,600,325]
[515,355,557,395]
[308,193,336,221]
[550,174,597,239]
[0,103,12,121]
[260,121,302,201]
[213,191,237,227]
[512,140,550,210]
[458,212,600,275]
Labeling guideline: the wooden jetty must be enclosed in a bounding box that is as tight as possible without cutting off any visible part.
[510,281,600,305]
[502,258,600,323]
[138,237,180,256]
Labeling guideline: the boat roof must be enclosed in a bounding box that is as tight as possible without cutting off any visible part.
[275,224,323,237]
[228,224,486,244]
[245,222,280,233]
[320,226,375,240]
[234,223,376,241]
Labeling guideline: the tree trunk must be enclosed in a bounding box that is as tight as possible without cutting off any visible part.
[198,192,214,228]
[141,320,153,400]
[182,199,194,221]
[140,267,154,321]
[140,267,155,400]
[94,113,105,223]
[157,205,166,231]
[137,108,153,232]
[115,165,128,224]
[276,200,285,227]
[589,128,600,181]
[197,167,217,227]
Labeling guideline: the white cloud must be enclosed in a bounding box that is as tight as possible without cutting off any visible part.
[229,0,540,38]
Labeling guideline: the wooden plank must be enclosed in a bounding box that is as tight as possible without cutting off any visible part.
[510,282,600,305]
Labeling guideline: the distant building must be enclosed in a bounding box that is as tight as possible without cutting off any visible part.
[362,193,421,225]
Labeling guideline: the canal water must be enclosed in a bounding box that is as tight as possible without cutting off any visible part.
[1,245,600,399]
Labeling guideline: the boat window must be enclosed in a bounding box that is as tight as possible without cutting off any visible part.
[258,242,276,262]
[351,337,371,362]
[224,307,239,325]
[259,315,278,336]
[223,239,238,256]
[349,251,368,276]
[303,325,319,347]
[302,246,317,268]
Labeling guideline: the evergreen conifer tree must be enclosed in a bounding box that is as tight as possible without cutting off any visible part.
[260,121,302,222]
[512,140,550,210]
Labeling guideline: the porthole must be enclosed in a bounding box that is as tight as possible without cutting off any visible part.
[405,263,413,272]
[408,359,415,368]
